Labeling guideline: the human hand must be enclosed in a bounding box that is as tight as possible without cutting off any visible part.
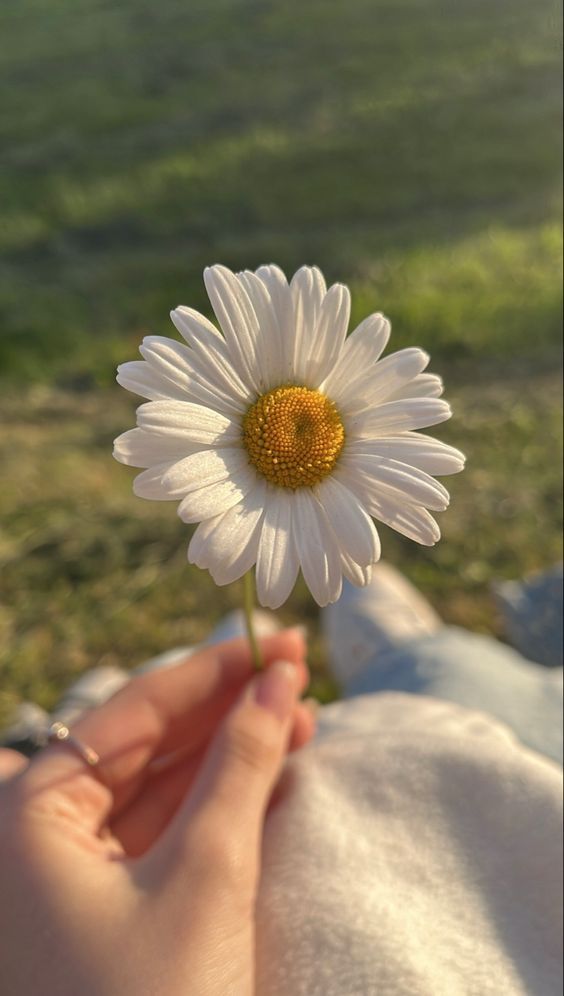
[0,630,313,995]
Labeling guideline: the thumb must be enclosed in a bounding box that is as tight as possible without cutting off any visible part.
[190,658,298,819]
[151,661,299,903]
[0,749,28,782]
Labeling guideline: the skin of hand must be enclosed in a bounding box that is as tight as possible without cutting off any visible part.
[0,629,314,996]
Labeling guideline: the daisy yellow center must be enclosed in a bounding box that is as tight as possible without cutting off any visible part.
[243,385,345,489]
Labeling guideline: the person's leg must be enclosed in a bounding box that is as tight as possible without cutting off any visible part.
[323,565,563,764]
[493,563,563,669]
[323,563,442,690]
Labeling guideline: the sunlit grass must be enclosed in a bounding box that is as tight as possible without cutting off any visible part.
[0,0,561,720]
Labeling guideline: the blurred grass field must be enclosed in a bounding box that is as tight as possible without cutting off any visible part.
[0,0,562,722]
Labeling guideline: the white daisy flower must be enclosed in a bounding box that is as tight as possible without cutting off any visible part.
[114,264,465,608]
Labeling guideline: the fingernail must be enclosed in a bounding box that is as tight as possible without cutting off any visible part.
[254,661,297,722]
[287,624,307,641]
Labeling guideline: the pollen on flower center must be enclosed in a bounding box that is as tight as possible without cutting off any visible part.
[243,385,345,489]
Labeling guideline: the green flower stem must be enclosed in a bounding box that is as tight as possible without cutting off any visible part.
[243,570,263,671]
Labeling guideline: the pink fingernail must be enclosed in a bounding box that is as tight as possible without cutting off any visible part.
[254,661,297,722]
[287,624,307,640]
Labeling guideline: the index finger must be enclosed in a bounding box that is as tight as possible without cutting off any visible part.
[20,629,307,824]
[0,749,29,782]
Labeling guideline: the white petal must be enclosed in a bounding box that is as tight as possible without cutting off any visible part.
[140,335,248,416]
[175,452,256,521]
[171,306,251,401]
[254,264,292,336]
[162,446,247,495]
[132,463,181,500]
[293,489,343,606]
[334,348,430,414]
[292,265,327,307]
[340,554,375,586]
[337,452,450,511]
[188,482,266,585]
[236,269,285,389]
[290,266,327,383]
[204,265,263,394]
[136,399,240,447]
[178,476,256,523]
[368,496,441,546]
[387,372,444,401]
[170,306,253,405]
[113,427,196,468]
[306,282,351,387]
[255,488,300,609]
[314,476,380,566]
[347,398,452,435]
[170,306,223,345]
[138,336,196,396]
[346,433,466,475]
[116,361,188,402]
[185,343,251,412]
[320,312,390,397]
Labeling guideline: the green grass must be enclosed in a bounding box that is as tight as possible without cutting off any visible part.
[0,0,562,723]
